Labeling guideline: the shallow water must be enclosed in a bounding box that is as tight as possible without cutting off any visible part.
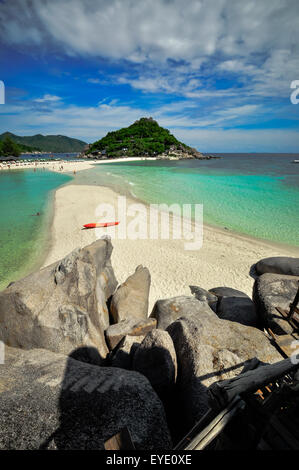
[0,169,72,290]
[75,154,299,247]
[1,154,298,291]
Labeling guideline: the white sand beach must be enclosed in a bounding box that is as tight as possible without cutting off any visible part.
[0,157,157,173]
[43,184,299,313]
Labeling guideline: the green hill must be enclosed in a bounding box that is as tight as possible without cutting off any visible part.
[87,117,201,158]
[0,132,87,153]
[0,136,21,158]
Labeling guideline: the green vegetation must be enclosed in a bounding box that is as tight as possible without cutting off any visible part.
[87,117,193,157]
[0,132,87,153]
[0,136,21,158]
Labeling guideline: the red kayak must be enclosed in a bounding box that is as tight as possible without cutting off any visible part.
[83,221,119,229]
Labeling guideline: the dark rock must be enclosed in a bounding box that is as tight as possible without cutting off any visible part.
[208,286,257,327]
[0,346,172,450]
[110,265,151,323]
[110,335,145,369]
[150,295,211,330]
[209,287,250,299]
[189,286,217,311]
[133,330,177,395]
[105,317,156,350]
[253,273,299,334]
[216,296,258,327]
[0,238,118,362]
[256,257,299,276]
[167,309,281,433]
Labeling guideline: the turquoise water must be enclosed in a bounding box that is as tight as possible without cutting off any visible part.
[0,169,72,290]
[0,155,298,291]
[75,155,299,247]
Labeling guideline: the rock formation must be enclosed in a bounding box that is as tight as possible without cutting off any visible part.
[0,346,172,450]
[255,257,299,276]
[110,265,151,323]
[0,238,117,361]
[167,307,281,432]
[150,295,211,329]
[253,273,299,334]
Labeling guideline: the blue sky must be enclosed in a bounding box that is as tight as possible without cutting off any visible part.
[0,0,299,152]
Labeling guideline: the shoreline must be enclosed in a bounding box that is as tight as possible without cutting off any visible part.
[0,157,158,173]
[43,183,299,312]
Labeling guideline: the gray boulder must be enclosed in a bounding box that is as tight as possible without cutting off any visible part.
[0,346,172,450]
[0,238,118,362]
[110,335,145,369]
[105,317,156,350]
[167,308,282,432]
[133,330,177,395]
[216,296,258,327]
[189,286,217,311]
[110,265,151,323]
[253,273,299,334]
[207,286,257,328]
[150,295,211,330]
[209,287,249,298]
[256,257,299,276]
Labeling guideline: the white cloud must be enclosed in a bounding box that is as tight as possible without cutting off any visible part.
[34,94,62,103]
[0,99,297,152]
[1,0,298,98]
[87,78,101,84]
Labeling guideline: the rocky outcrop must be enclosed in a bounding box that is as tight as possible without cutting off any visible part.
[105,317,156,350]
[255,257,299,276]
[133,330,177,396]
[110,265,151,323]
[167,308,281,432]
[109,335,145,369]
[253,273,299,334]
[209,287,249,298]
[216,296,258,327]
[0,346,172,450]
[0,238,117,361]
[204,286,258,327]
[150,295,211,330]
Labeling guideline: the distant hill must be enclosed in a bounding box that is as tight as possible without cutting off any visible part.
[86,117,202,159]
[0,132,87,153]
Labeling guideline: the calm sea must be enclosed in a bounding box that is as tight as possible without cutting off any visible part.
[75,153,299,247]
[0,168,71,290]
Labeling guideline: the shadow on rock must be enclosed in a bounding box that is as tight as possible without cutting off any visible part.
[39,346,172,450]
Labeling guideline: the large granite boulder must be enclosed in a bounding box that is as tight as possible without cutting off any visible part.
[0,346,172,450]
[206,286,258,327]
[150,296,211,330]
[253,273,299,334]
[105,317,156,350]
[256,257,299,276]
[133,330,177,396]
[0,238,118,362]
[109,335,145,369]
[216,297,257,327]
[110,265,151,323]
[167,308,282,433]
